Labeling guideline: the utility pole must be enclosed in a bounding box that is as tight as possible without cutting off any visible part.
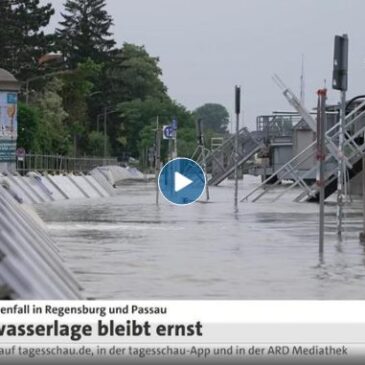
[359,139,365,243]
[300,54,305,106]
[172,118,178,159]
[155,116,161,205]
[25,80,29,105]
[103,106,107,164]
[332,34,349,238]
[317,88,327,255]
[197,118,210,201]
[234,85,241,212]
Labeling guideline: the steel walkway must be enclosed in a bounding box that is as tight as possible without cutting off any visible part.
[241,99,365,202]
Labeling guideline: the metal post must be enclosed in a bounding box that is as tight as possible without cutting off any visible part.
[332,33,348,239]
[360,155,365,243]
[73,134,77,158]
[317,89,327,254]
[173,135,177,159]
[234,85,241,212]
[25,80,29,105]
[197,119,210,201]
[336,90,346,237]
[103,106,107,163]
[155,116,161,205]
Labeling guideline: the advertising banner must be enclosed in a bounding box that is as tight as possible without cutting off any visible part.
[0,91,18,163]
[0,91,17,138]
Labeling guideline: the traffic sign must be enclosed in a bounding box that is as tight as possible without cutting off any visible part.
[163,125,176,140]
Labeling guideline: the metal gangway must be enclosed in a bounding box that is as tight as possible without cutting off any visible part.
[193,127,263,186]
[241,98,365,203]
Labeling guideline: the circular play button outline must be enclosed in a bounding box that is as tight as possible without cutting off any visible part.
[158,157,207,206]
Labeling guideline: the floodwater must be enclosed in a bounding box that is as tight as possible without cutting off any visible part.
[35,176,365,300]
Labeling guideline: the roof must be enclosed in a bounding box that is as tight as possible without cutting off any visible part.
[0,68,17,82]
[0,68,20,91]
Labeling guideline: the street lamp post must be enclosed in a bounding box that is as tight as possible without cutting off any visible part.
[104,106,108,160]
[23,69,74,105]
[96,106,117,162]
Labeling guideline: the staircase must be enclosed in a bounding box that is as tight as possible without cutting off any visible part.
[241,99,365,202]
[195,127,263,186]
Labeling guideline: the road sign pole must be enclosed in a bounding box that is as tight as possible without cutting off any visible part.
[317,89,327,255]
[234,85,241,212]
[332,34,349,239]
[155,116,161,206]
[360,155,365,243]
[197,118,210,201]
[336,90,346,238]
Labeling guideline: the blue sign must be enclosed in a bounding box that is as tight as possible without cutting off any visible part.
[158,158,206,205]
[0,139,16,162]
[163,125,175,140]
[7,93,17,105]
[172,118,178,130]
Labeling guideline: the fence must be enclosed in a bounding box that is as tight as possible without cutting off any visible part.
[16,154,118,174]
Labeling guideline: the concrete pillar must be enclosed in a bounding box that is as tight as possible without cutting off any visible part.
[0,68,21,173]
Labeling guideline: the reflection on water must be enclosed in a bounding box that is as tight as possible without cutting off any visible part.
[35,176,365,299]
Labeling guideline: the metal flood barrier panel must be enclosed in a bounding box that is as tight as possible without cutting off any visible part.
[0,169,120,299]
[0,185,83,299]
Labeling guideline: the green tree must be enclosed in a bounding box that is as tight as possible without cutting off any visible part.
[33,78,70,154]
[118,97,195,159]
[194,103,230,134]
[60,59,102,155]
[0,0,54,80]
[92,43,169,157]
[87,131,110,156]
[57,0,115,68]
[105,43,167,104]
[17,102,40,153]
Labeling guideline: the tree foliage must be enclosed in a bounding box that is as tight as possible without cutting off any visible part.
[118,97,195,160]
[17,102,40,153]
[56,0,115,68]
[194,103,230,134]
[0,0,54,80]
[105,44,167,103]
[34,78,69,154]
[1,0,218,167]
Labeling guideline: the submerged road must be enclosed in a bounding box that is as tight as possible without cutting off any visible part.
[36,176,365,299]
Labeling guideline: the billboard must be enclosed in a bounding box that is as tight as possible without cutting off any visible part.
[0,91,18,138]
[0,91,18,162]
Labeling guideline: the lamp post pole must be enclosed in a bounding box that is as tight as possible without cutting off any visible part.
[25,80,29,105]
[103,106,107,162]
[234,85,241,212]
[24,69,74,105]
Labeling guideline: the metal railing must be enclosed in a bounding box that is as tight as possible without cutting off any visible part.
[256,114,300,141]
[16,154,118,174]
[241,99,365,202]
[193,127,263,186]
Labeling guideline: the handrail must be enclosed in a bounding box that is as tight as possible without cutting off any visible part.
[16,154,119,174]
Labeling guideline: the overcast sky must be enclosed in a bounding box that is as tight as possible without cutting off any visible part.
[43,0,365,130]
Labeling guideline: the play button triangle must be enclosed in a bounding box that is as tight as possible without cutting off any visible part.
[174,172,193,192]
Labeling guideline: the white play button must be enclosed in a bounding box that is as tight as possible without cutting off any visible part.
[174,172,193,192]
